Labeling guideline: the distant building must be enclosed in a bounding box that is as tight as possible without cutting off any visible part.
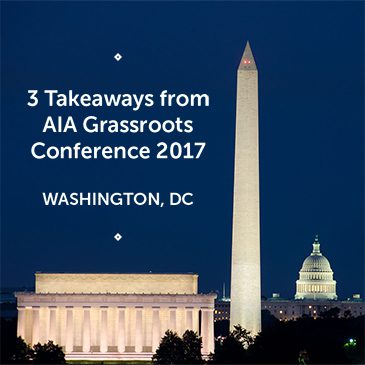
[295,235,337,300]
[261,293,364,321]
[16,273,216,361]
[215,236,363,323]
[215,293,364,323]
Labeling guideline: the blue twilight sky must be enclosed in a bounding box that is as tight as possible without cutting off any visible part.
[1,1,364,299]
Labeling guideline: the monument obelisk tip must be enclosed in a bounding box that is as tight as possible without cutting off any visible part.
[239,41,257,70]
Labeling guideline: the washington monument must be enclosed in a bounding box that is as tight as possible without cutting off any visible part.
[230,41,261,334]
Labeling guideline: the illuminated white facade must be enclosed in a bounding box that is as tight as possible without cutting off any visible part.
[295,236,337,300]
[230,41,261,334]
[16,273,216,361]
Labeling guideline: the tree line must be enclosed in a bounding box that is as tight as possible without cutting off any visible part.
[1,310,364,364]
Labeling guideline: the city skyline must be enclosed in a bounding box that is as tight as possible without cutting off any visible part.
[1,2,364,300]
[2,234,362,302]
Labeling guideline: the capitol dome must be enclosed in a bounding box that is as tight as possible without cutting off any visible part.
[295,236,337,300]
[301,253,332,272]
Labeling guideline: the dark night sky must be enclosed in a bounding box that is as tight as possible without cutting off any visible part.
[1,2,364,300]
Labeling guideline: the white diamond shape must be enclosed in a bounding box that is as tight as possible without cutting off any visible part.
[114,53,122,61]
[114,233,122,241]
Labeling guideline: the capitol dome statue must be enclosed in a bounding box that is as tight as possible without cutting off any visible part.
[295,235,337,300]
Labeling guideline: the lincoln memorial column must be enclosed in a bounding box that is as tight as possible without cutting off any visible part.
[185,307,193,330]
[201,308,214,355]
[100,307,108,353]
[17,306,26,340]
[48,306,57,342]
[152,307,161,352]
[82,306,91,353]
[207,309,214,353]
[32,306,40,345]
[117,306,125,353]
[169,307,177,331]
[65,306,74,353]
[135,307,143,353]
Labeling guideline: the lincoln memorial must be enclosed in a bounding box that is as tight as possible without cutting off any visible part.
[15,272,216,361]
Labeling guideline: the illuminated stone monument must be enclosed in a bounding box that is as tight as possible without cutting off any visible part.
[230,41,261,334]
[16,273,216,361]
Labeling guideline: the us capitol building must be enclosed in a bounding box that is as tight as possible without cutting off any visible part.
[294,235,337,300]
[215,236,364,322]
